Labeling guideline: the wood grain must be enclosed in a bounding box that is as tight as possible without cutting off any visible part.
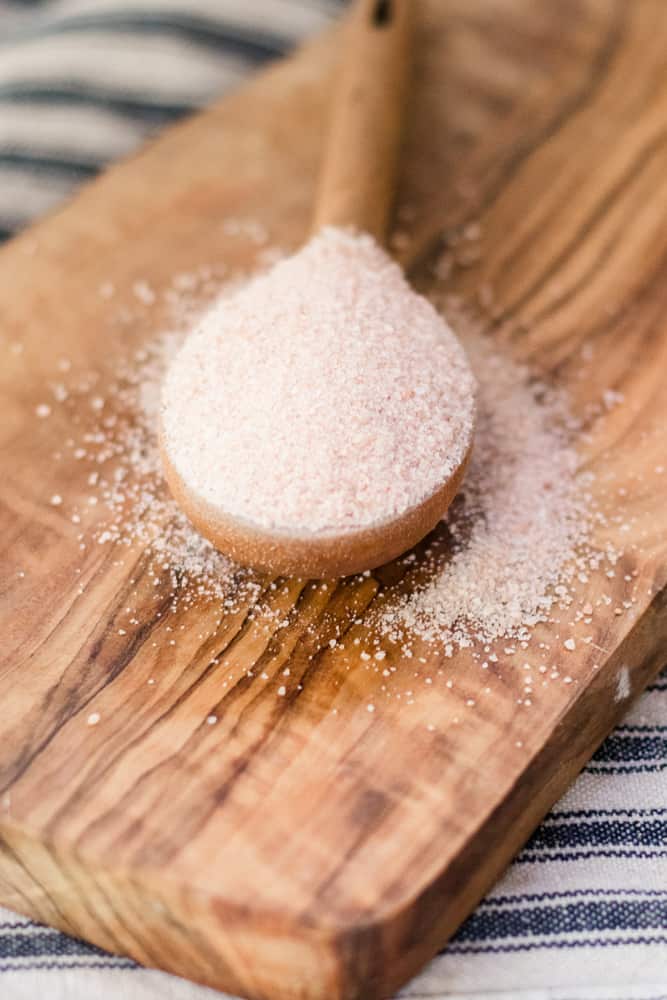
[1,2,666,999]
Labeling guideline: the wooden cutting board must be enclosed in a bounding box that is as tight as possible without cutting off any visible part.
[1,1,666,998]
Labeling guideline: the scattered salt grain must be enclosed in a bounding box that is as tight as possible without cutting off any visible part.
[133,280,156,306]
[51,383,68,402]
[35,403,51,418]
[379,323,592,649]
[49,494,62,506]
[87,712,100,726]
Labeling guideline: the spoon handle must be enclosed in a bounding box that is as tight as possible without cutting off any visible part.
[311,0,414,245]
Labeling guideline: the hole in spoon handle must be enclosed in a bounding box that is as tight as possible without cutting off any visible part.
[372,0,393,27]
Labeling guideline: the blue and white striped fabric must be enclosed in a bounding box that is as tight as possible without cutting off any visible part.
[0,3,665,998]
[0,0,343,238]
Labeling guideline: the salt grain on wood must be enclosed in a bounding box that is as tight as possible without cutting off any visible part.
[379,319,595,650]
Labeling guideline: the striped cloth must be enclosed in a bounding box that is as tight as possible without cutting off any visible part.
[0,3,665,998]
[0,0,342,238]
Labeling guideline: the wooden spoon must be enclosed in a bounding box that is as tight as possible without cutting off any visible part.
[160,0,474,578]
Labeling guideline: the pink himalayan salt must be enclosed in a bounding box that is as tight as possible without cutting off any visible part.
[160,227,476,536]
[379,327,593,648]
[44,234,614,656]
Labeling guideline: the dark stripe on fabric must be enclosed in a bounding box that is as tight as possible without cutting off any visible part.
[527,816,667,850]
[0,930,109,960]
[0,87,193,123]
[586,762,667,775]
[444,934,667,956]
[0,152,99,178]
[551,807,667,819]
[453,898,667,943]
[592,734,667,762]
[485,887,667,906]
[2,13,291,59]
[517,848,667,863]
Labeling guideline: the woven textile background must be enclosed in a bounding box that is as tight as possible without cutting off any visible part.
[0,2,665,998]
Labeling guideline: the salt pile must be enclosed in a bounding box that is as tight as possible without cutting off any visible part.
[33,225,625,655]
[161,228,476,536]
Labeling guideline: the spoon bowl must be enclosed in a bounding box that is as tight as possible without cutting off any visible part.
[160,436,472,578]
